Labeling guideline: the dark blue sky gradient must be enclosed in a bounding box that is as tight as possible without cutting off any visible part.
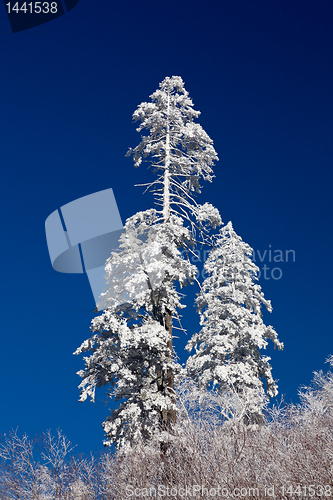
[0,0,332,455]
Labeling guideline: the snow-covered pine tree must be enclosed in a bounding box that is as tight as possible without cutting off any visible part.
[186,222,284,424]
[74,76,221,448]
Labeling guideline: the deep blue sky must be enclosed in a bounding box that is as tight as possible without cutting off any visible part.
[1,0,333,455]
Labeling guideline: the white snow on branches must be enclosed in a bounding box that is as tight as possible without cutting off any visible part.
[186,222,283,422]
[74,77,282,448]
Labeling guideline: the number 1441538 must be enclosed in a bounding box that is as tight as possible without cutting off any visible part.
[6,2,58,13]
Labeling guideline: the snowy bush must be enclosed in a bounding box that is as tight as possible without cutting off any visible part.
[2,360,333,499]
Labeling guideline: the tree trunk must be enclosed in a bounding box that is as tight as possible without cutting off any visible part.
[164,308,176,425]
[159,92,177,449]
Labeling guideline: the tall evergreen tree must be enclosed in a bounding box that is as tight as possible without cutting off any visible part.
[74,76,221,448]
[186,222,284,423]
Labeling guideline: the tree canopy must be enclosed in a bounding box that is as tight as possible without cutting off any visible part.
[75,77,282,448]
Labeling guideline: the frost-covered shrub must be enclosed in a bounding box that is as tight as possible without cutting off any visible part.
[2,361,333,499]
